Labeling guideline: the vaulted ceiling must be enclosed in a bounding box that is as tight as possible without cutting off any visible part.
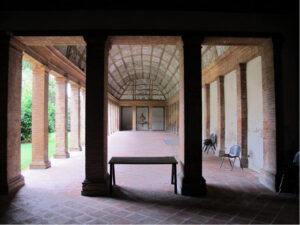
[54,42,229,101]
[108,44,180,100]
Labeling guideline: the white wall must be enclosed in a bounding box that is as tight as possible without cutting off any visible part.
[210,81,218,135]
[247,56,264,172]
[202,87,206,140]
[152,107,164,130]
[224,70,237,152]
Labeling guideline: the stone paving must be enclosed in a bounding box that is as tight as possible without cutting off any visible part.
[0,131,299,224]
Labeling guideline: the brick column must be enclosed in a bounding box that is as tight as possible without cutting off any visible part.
[30,64,51,169]
[132,106,136,131]
[82,35,109,196]
[165,105,169,130]
[204,84,210,139]
[80,88,86,147]
[217,76,225,156]
[149,106,153,130]
[70,83,81,151]
[0,36,25,194]
[260,39,276,191]
[180,36,206,196]
[236,63,248,168]
[54,76,69,158]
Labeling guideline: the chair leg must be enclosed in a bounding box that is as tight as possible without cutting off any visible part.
[231,158,236,171]
[278,173,285,194]
[220,157,225,168]
[228,158,232,168]
[238,157,243,170]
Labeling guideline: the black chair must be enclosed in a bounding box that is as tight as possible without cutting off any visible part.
[278,151,299,195]
[203,133,217,154]
[220,145,243,171]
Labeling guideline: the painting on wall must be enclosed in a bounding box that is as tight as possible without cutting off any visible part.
[136,107,149,130]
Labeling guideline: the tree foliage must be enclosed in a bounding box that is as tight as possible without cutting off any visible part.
[21,60,57,142]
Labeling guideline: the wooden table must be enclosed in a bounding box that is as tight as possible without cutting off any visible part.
[108,156,178,194]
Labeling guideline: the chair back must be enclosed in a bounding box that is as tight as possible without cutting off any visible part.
[210,133,217,144]
[293,151,299,167]
[229,145,241,157]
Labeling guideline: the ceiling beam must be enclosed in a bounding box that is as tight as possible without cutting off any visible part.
[16,36,86,46]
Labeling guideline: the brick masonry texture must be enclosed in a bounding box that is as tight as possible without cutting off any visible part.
[0,131,298,224]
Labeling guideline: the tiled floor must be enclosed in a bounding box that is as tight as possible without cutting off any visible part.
[0,131,298,224]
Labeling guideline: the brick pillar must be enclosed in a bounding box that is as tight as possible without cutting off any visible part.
[165,105,169,130]
[0,36,25,194]
[149,106,153,130]
[82,35,109,196]
[54,76,69,158]
[204,84,210,139]
[259,39,276,191]
[217,76,225,156]
[179,36,206,196]
[132,106,136,131]
[70,83,81,151]
[30,64,51,169]
[80,88,86,147]
[236,63,248,168]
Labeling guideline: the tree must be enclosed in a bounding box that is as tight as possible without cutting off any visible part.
[21,61,33,142]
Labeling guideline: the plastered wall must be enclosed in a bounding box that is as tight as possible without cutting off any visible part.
[247,56,263,172]
[202,87,206,140]
[224,70,237,152]
[209,81,218,135]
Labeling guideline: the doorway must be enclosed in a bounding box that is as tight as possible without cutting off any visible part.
[120,106,132,130]
[136,107,149,131]
[152,107,165,131]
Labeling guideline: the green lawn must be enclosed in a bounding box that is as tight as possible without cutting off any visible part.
[21,132,70,170]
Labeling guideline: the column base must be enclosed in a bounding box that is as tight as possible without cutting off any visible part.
[69,146,82,151]
[241,156,249,168]
[54,152,70,159]
[179,176,207,196]
[0,175,25,195]
[259,168,276,192]
[30,161,51,169]
[218,148,225,156]
[81,177,109,196]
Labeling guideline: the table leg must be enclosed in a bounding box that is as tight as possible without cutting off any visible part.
[174,164,177,194]
[109,163,113,194]
[112,164,116,185]
[171,164,174,184]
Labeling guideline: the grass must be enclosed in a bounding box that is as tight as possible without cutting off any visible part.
[21,132,70,170]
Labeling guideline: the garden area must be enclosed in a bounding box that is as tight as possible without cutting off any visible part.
[21,60,71,170]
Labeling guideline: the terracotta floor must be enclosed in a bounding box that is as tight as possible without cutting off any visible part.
[0,131,298,224]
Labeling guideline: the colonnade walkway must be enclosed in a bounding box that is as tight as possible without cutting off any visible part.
[0,131,298,224]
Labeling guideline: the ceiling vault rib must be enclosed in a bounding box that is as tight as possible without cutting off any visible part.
[149,45,153,79]
[109,54,127,87]
[141,45,144,79]
[155,45,166,81]
[108,84,122,96]
[164,79,179,96]
[120,82,130,98]
[117,45,132,81]
[129,45,137,80]
[163,65,179,91]
[160,47,177,86]
[108,71,124,91]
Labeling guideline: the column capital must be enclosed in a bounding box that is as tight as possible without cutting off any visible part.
[55,75,67,82]
[83,33,108,46]
[69,81,81,88]
[236,62,247,72]
[181,35,205,46]
[30,63,46,73]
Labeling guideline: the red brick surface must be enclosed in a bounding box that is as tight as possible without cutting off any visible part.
[0,131,298,224]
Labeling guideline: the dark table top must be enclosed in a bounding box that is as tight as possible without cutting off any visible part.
[109,156,178,164]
